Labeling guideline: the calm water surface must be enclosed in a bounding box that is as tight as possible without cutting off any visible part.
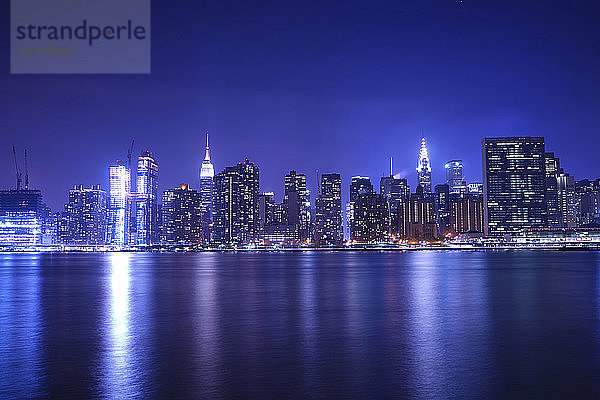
[1,251,600,399]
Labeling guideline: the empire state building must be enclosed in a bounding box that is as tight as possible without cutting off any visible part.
[199,132,214,242]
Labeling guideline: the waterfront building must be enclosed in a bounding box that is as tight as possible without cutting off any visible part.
[314,173,343,245]
[380,175,410,237]
[449,193,484,234]
[545,152,562,228]
[212,159,260,245]
[107,161,131,246]
[284,170,311,242]
[161,184,203,244]
[482,137,547,236]
[557,173,576,228]
[347,176,374,239]
[434,184,451,236]
[0,189,44,246]
[575,179,600,227]
[351,193,389,243]
[398,185,437,241]
[445,160,463,194]
[135,151,159,245]
[199,132,214,243]
[417,137,432,193]
[59,185,107,245]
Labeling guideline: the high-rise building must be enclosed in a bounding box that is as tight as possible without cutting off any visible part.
[575,179,600,227]
[482,137,547,236]
[212,159,260,245]
[314,173,343,245]
[351,193,389,243]
[545,152,562,228]
[346,176,374,239]
[59,185,107,245]
[135,151,159,245]
[284,170,311,241]
[258,192,276,230]
[161,184,203,244]
[445,160,463,194]
[449,194,484,234]
[557,173,576,228]
[417,137,432,193]
[398,185,437,241]
[107,161,131,246]
[199,132,214,243]
[434,184,451,236]
[467,182,483,198]
[0,189,44,246]
[380,175,410,237]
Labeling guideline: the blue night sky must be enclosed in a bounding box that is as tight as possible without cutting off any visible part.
[1,0,600,209]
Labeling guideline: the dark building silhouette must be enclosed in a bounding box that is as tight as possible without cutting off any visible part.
[380,175,410,237]
[284,170,311,242]
[434,184,451,236]
[315,173,343,245]
[212,159,260,245]
[482,137,547,236]
[161,184,203,244]
[347,176,374,239]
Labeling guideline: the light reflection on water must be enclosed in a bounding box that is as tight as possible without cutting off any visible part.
[0,251,599,399]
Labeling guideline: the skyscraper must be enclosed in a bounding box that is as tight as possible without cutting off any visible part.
[434,184,450,235]
[351,193,389,243]
[449,194,484,234]
[482,137,547,236]
[557,173,576,228]
[314,173,343,245]
[397,185,437,241]
[199,132,214,243]
[161,184,203,244]
[284,170,311,242]
[59,185,107,245]
[380,175,410,237]
[445,160,463,194]
[212,159,260,245]
[545,152,562,228]
[135,151,159,245]
[107,161,131,246]
[417,137,432,193]
[346,176,374,239]
[0,189,43,246]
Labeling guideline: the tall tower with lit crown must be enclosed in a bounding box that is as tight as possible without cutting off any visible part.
[199,132,214,243]
[417,137,432,193]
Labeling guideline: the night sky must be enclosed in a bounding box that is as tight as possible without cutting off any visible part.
[1,0,600,210]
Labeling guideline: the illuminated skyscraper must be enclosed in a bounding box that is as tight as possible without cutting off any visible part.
[315,173,343,245]
[346,176,374,239]
[135,151,159,245]
[380,175,410,236]
[161,184,203,244]
[212,159,260,245]
[199,132,214,242]
[107,162,131,246]
[284,170,311,242]
[482,137,547,236]
[417,137,432,193]
[59,185,107,245]
[445,160,463,194]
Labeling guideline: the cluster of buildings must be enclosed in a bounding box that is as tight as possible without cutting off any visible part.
[0,135,599,248]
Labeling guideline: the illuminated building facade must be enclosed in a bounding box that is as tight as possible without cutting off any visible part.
[284,170,311,242]
[398,185,437,241]
[0,189,43,246]
[59,185,107,245]
[445,160,463,194]
[416,137,432,193]
[380,175,410,237]
[161,184,203,244]
[135,151,159,245]
[212,159,260,245]
[575,179,600,227]
[449,194,484,234]
[107,162,131,246]
[346,176,374,239]
[351,193,389,243]
[482,137,547,236]
[199,132,214,243]
[434,184,451,236]
[314,173,343,245]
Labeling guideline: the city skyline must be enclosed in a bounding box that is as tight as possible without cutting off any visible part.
[2,0,600,210]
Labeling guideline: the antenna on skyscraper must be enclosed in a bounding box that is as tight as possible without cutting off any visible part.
[12,146,22,190]
[316,170,320,196]
[24,148,29,190]
[127,139,135,169]
[390,156,393,177]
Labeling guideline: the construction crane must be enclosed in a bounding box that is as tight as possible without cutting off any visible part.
[24,148,29,190]
[12,146,22,190]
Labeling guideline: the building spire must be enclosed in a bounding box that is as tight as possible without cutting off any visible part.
[204,131,210,161]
